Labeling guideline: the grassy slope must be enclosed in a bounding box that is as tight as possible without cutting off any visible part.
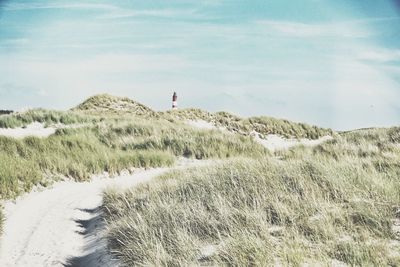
[103,127,400,266]
[164,108,334,139]
[1,94,334,140]
[0,109,95,128]
[0,94,351,250]
[72,93,157,117]
[0,114,267,200]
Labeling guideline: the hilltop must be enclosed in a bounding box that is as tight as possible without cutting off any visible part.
[71,94,334,140]
[72,94,156,116]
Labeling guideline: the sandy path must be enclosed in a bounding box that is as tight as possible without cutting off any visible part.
[0,160,205,267]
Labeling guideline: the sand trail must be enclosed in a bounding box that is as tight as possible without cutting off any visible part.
[0,160,207,267]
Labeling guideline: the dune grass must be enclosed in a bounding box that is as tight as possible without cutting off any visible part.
[164,108,334,139]
[103,127,400,266]
[0,114,268,236]
[73,94,335,139]
[0,116,267,200]
[0,129,174,200]
[0,109,95,128]
[98,120,268,159]
[73,94,157,117]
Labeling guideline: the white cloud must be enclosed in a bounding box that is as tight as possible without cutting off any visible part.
[4,2,203,21]
[357,48,400,63]
[256,20,371,38]
[97,8,198,20]
[3,2,117,11]
[0,38,30,46]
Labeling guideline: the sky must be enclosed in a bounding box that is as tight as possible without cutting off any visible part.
[0,0,400,130]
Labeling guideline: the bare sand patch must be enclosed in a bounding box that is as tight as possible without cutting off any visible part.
[0,122,56,138]
[251,132,333,152]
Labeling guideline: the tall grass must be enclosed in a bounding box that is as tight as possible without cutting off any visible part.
[73,94,157,117]
[99,121,268,159]
[0,129,174,200]
[0,115,268,238]
[164,108,334,139]
[0,117,267,200]
[0,109,95,128]
[74,94,334,139]
[103,127,400,266]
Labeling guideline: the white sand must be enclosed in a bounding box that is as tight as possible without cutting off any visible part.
[0,122,87,139]
[186,120,217,130]
[0,170,163,267]
[185,120,332,152]
[0,122,56,138]
[0,159,209,267]
[252,132,333,152]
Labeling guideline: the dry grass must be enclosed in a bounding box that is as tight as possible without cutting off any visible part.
[164,108,334,139]
[73,94,335,139]
[103,127,400,266]
[73,94,157,117]
[0,114,267,200]
[0,109,95,128]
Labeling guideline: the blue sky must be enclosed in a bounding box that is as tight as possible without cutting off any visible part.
[0,0,400,130]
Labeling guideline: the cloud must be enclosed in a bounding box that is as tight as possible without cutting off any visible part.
[357,48,400,63]
[3,2,117,11]
[4,2,204,21]
[97,8,199,20]
[256,20,371,38]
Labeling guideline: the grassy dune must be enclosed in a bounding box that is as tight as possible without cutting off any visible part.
[72,93,157,117]
[1,94,333,140]
[0,115,267,200]
[0,109,95,128]
[2,94,396,264]
[103,128,400,266]
[164,108,334,139]
[0,128,174,200]
[0,114,268,233]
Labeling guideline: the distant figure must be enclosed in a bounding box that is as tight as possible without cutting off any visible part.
[172,92,178,109]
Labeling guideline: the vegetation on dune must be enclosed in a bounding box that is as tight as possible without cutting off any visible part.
[73,94,157,117]
[164,108,334,139]
[0,117,267,200]
[100,120,268,159]
[103,127,400,266]
[0,128,174,200]
[72,94,335,139]
[1,94,397,265]
[0,95,334,140]
[0,109,95,128]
